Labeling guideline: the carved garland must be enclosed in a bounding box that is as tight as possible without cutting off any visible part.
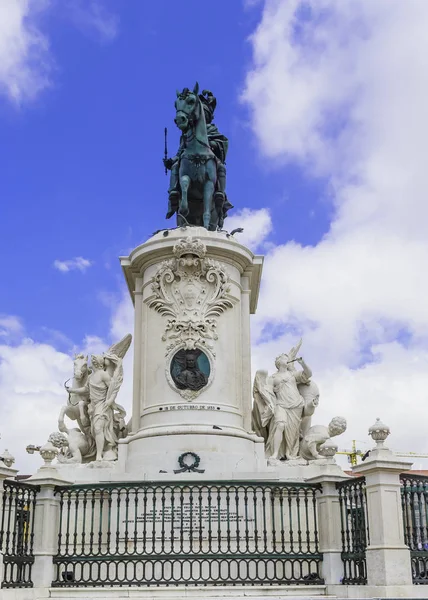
[146,237,236,359]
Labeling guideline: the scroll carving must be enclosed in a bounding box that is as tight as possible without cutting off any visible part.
[146,236,236,358]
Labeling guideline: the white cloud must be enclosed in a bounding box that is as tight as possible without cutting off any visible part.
[242,0,428,457]
[64,0,119,43]
[0,293,134,474]
[0,0,52,102]
[0,337,71,474]
[0,315,24,339]
[53,256,93,273]
[225,208,272,252]
[0,0,118,105]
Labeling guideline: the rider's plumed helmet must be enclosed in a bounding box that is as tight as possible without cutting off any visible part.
[200,90,217,124]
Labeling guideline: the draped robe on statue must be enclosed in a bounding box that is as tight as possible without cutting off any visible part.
[269,370,309,460]
[252,369,312,461]
[89,380,118,449]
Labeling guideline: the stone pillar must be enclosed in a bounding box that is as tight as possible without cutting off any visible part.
[240,273,252,432]
[29,467,72,589]
[131,276,144,434]
[306,472,350,586]
[355,447,413,587]
[120,227,265,475]
[0,465,19,586]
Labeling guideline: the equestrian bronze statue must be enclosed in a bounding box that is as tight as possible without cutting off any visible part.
[163,83,232,230]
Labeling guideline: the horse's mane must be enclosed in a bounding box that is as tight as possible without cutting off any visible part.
[177,87,193,100]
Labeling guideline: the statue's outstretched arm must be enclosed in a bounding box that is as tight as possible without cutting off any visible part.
[66,383,88,395]
[296,357,312,379]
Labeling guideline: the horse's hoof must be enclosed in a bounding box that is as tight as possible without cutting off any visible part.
[166,210,175,219]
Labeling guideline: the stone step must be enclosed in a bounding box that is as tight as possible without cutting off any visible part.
[46,585,329,600]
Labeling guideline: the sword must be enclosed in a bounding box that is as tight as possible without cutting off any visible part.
[164,127,168,175]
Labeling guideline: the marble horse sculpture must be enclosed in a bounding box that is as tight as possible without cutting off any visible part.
[65,334,132,462]
[58,354,90,434]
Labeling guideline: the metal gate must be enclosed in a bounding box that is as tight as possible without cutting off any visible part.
[52,480,323,587]
[0,479,40,588]
[336,476,369,585]
[401,473,428,584]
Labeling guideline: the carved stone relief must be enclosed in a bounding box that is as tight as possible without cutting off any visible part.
[146,236,236,398]
[166,347,213,401]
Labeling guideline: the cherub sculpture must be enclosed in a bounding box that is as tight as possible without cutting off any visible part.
[300,416,347,461]
[49,430,93,464]
[252,339,319,463]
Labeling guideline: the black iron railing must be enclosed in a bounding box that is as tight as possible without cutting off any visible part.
[336,476,369,585]
[401,473,428,585]
[52,480,323,587]
[0,479,40,588]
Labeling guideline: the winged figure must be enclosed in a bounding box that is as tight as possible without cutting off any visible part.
[67,334,132,462]
[251,339,319,463]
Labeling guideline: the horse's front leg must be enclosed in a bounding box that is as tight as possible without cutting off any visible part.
[78,400,89,427]
[203,180,215,229]
[204,160,217,229]
[179,174,190,218]
[58,406,67,432]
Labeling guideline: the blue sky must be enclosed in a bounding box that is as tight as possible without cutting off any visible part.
[0,0,329,348]
[2,0,428,471]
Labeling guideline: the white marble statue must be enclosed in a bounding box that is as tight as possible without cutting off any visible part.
[300,416,347,461]
[58,354,91,435]
[65,334,132,462]
[299,380,320,438]
[252,339,319,464]
[48,430,93,464]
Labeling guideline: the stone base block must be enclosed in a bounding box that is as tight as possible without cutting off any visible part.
[366,546,413,586]
[328,583,428,597]
[122,426,266,476]
[41,586,327,600]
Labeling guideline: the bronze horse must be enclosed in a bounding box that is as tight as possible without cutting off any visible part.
[171,83,222,230]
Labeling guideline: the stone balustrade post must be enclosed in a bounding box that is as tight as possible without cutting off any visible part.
[306,472,350,586]
[0,465,19,586]
[354,446,413,587]
[29,467,72,589]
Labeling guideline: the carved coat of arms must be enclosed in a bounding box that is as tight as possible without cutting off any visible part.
[145,237,236,360]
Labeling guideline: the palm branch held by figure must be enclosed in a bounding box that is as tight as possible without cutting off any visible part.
[66,334,132,462]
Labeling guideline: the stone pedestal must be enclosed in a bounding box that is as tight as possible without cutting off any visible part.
[0,465,18,586]
[119,227,265,476]
[354,447,413,588]
[306,473,350,586]
[29,467,72,588]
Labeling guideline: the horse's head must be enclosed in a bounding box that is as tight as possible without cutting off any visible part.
[73,353,89,381]
[174,82,201,132]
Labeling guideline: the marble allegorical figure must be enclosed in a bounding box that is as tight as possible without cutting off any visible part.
[62,334,132,463]
[48,430,91,465]
[252,339,320,463]
[300,416,347,461]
